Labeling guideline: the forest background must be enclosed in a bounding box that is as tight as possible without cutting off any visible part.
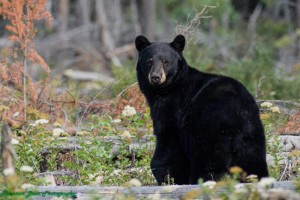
[0,0,300,191]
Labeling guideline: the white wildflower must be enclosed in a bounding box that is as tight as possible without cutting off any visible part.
[112,119,122,123]
[246,174,258,182]
[3,168,15,176]
[111,169,122,176]
[12,112,19,118]
[202,181,216,189]
[234,184,248,194]
[21,183,35,189]
[234,183,245,189]
[11,138,19,145]
[128,178,142,187]
[35,119,49,125]
[20,165,34,172]
[86,141,92,145]
[52,128,64,137]
[270,106,280,113]
[29,123,37,127]
[257,177,276,188]
[122,130,131,139]
[122,105,137,117]
[261,102,273,108]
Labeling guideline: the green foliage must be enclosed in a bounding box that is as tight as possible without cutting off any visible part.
[163,0,238,26]
[110,64,137,97]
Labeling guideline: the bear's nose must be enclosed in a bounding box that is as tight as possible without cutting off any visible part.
[151,75,160,84]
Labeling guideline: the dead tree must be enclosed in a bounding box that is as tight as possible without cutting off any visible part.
[1,123,16,176]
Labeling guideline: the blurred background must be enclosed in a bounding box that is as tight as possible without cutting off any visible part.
[1,0,300,100]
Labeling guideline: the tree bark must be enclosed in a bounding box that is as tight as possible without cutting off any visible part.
[95,0,121,66]
[57,0,69,32]
[131,0,142,35]
[137,0,156,40]
[78,0,91,26]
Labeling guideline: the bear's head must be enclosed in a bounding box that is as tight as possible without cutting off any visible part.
[135,35,187,88]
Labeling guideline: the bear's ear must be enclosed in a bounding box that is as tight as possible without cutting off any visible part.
[170,35,185,52]
[135,35,151,52]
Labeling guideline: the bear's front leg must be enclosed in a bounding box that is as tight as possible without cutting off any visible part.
[150,141,172,185]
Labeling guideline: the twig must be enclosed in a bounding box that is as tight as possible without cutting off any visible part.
[279,159,292,181]
[116,82,138,98]
[31,156,40,174]
[34,170,75,177]
[175,4,216,44]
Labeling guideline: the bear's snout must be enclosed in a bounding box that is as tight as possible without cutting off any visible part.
[148,65,167,85]
[150,74,161,84]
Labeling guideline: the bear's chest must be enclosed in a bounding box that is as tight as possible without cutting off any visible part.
[150,95,190,130]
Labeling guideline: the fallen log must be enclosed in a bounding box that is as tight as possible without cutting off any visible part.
[63,69,115,83]
[27,181,299,200]
[278,135,300,152]
[40,134,300,155]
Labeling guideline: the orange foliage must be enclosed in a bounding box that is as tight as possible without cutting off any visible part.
[113,84,147,115]
[0,0,52,105]
[0,0,52,121]
[281,112,300,134]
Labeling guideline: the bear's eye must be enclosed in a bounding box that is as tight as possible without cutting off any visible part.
[162,59,169,65]
[146,59,153,65]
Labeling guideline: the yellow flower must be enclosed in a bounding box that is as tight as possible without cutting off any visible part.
[229,166,243,174]
[270,106,280,113]
[261,102,273,108]
[260,113,270,120]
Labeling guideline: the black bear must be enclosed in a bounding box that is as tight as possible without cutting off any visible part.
[135,35,268,185]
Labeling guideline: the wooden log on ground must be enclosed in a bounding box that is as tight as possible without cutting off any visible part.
[278,135,300,152]
[63,69,115,83]
[40,135,155,155]
[28,181,299,200]
[40,135,300,156]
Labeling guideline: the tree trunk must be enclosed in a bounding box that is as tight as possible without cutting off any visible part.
[57,0,69,32]
[78,0,91,25]
[95,0,121,67]
[131,0,142,35]
[137,0,156,40]
[111,0,122,44]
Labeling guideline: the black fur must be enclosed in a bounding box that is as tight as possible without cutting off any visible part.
[135,35,268,185]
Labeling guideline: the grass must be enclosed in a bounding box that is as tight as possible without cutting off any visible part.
[1,98,299,187]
